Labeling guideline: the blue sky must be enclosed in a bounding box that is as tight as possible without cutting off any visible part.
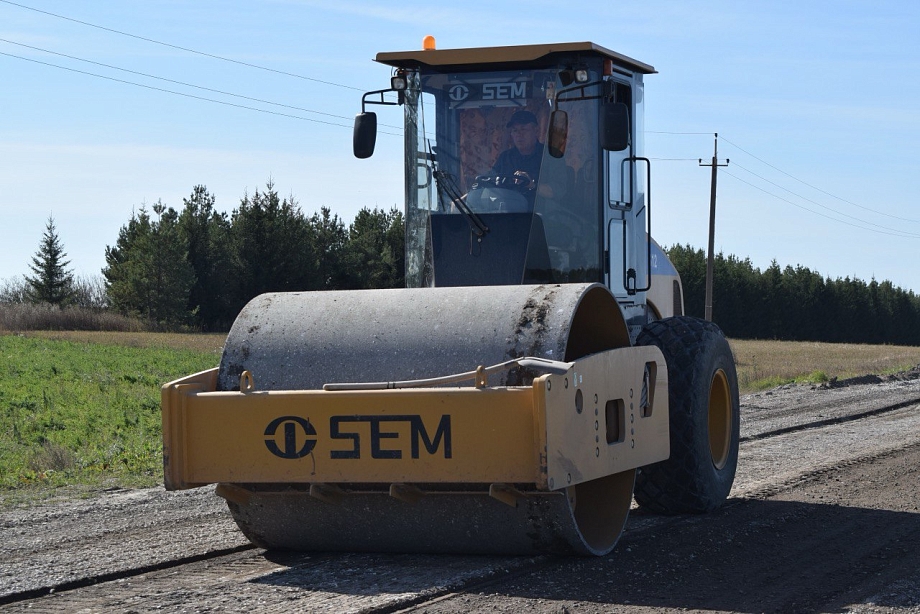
[3,1,920,294]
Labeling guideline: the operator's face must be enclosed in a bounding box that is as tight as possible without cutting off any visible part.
[510,122,538,155]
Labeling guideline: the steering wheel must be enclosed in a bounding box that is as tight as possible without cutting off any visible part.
[471,173,534,194]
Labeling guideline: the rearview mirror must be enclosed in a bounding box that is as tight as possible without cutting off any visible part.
[353,112,378,159]
[600,102,630,152]
[548,110,568,158]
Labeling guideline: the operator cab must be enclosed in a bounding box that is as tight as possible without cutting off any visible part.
[355,40,655,305]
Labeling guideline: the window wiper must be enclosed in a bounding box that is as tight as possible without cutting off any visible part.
[433,170,489,238]
[429,145,489,239]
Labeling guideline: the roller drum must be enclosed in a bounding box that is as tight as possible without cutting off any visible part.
[217,283,635,555]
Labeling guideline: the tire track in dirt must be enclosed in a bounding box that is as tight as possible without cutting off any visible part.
[2,382,919,612]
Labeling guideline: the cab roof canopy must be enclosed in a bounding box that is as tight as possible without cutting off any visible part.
[375,41,656,75]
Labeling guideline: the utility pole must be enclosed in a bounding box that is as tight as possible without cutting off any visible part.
[699,133,729,322]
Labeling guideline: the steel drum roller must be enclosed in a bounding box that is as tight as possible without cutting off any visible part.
[217,283,635,555]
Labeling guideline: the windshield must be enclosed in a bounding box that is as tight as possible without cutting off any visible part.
[404,66,604,288]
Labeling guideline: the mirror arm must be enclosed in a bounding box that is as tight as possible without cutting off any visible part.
[361,88,404,112]
[553,79,608,106]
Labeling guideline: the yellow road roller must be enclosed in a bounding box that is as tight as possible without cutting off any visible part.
[162,40,740,556]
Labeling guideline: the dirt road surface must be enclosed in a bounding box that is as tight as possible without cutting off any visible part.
[2,374,919,613]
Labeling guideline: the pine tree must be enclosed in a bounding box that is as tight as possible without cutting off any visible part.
[178,185,234,330]
[343,207,405,289]
[229,182,313,307]
[309,206,347,290]
[103,203,195,328]
[25,216,74,306]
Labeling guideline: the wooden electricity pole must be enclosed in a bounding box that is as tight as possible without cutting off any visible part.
[699,133,729,322]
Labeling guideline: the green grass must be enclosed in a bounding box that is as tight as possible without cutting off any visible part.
[2,331,918,506]
[0,334,218,503]
[741,370,831,392]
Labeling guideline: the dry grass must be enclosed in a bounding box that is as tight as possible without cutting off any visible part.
[730,339,920,393]
[6,330,226,354]
[0,303,145,332]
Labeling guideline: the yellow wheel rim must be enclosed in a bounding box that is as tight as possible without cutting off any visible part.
[709,369,732,470]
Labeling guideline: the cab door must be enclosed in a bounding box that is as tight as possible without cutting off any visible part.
[604,77,649,301]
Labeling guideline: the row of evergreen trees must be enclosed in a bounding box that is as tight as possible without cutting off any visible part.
[11,194,920,344]
[668,244,920,345]
[102,183,404,330]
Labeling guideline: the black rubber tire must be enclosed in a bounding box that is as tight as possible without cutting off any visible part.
[633,316,740,514]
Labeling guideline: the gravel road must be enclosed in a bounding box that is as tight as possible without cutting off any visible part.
[2,374,919,613]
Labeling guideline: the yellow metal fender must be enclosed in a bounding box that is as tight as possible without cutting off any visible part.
[161,346,668,493]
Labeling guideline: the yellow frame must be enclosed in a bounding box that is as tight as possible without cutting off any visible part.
[162,347,669,492]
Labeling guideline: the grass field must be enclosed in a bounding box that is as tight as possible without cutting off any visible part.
[0,332,220,503]
[1,330,919,505]
[730,339,920,390]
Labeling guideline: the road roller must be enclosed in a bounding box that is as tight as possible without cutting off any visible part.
[162,40,740,556]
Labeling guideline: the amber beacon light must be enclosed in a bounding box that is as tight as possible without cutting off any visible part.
[422,35,436,50]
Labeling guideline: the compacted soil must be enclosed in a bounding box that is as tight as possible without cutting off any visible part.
[2,373,919,613]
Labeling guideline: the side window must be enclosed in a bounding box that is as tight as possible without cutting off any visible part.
[416,91,437,211]
[606,81,633,210]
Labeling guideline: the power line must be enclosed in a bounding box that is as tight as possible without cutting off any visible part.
[730,161,916,237]
[0,37,400,130]
[719,135,920,224]
[723,169,920,240]
[649,129,920,225]
[0,0,365,92]
[0,50,400,136]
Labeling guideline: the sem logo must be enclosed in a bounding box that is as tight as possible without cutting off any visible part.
[449,84,470,102]
[330,415,451,459]
[482,82,526,101]
[264,416,316,459]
